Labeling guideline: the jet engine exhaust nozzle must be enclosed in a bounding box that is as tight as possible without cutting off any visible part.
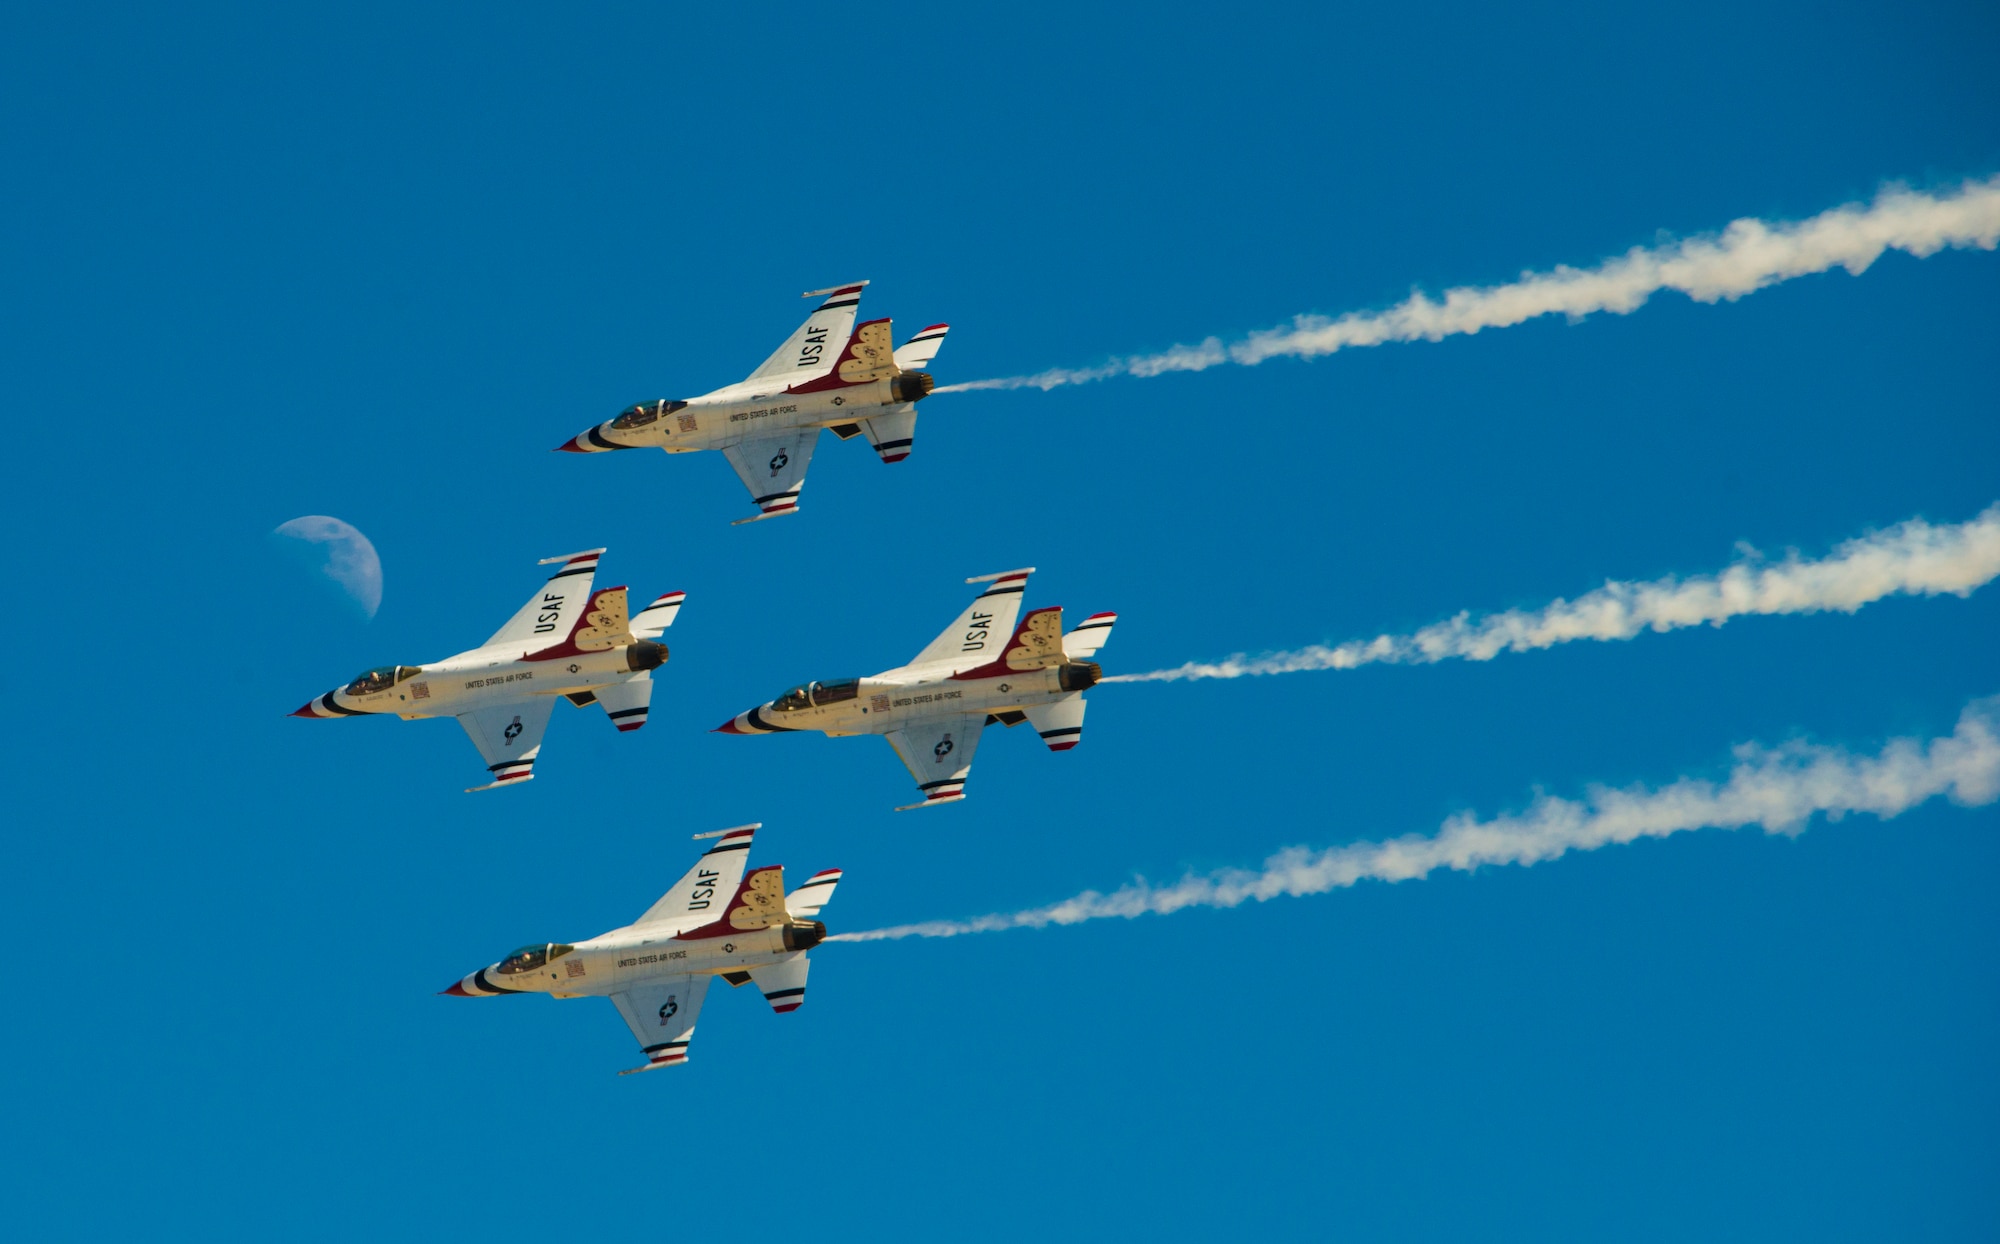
[782,920,827,952]
[1058,661,1102,693]
[890,371,934,403]
[626,640,668,672]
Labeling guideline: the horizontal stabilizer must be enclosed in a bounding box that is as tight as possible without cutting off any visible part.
[861,406,918,464]
[786,868,843,917]
[594,674,653,733]
[631,591,686,637]
[1022,694,1086,752]
[1064,611,1117,658]
[892,324,949,370]
[747,957,811,1014]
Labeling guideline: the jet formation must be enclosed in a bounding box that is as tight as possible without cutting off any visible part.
[292,284,1119,1071]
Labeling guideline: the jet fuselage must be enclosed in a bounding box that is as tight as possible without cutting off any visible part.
[562,370,932,456]
[445,917,825,1000]
[292,639,665,721]
[720,659,1101,738]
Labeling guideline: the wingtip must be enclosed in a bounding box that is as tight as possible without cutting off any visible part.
[731,506,800,526]
[895,793,966,812]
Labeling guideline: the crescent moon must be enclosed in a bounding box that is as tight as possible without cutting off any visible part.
[273,515,383,619]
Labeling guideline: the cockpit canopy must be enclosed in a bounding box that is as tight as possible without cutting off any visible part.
[496,942,575,975]
[344,665,422,696]
[611,399,690,430]
[770,678,861,712]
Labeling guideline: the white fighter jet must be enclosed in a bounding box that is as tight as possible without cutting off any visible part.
[716,568,1116,809]
[441,824,840,1075]
[290,549,685,791]
[555,281,950,524]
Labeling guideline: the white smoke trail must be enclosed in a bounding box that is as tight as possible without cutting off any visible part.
[830,696,2000,943]
[1106,504,2000,684]
[935,176,2000,395]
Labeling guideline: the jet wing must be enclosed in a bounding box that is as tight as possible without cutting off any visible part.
[886,711,987,810]
[457,697,557,792]
[744,283,866,384]
[632,825,758,933]
[902,569,1035,673]
[483,550,602,650]
[722,429,820,524]
[610,975,711,1074]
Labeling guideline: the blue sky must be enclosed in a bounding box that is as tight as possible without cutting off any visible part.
[3,3,1997,1239]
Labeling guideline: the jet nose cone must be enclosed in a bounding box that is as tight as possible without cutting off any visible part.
[713,713,749,734]
[554,434,589,453]
[290,698,324,718]
[439,979,472,996]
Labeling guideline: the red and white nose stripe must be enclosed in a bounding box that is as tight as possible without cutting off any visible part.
[554,426,631,454]
[439,968,519,997]
[713,706,781,734]
[290,690,361,718]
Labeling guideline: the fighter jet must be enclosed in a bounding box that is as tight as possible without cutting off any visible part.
[442,824,840,1075]
[290,549,684,791]
[716,568,1116,809]
[555,281,949,524]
